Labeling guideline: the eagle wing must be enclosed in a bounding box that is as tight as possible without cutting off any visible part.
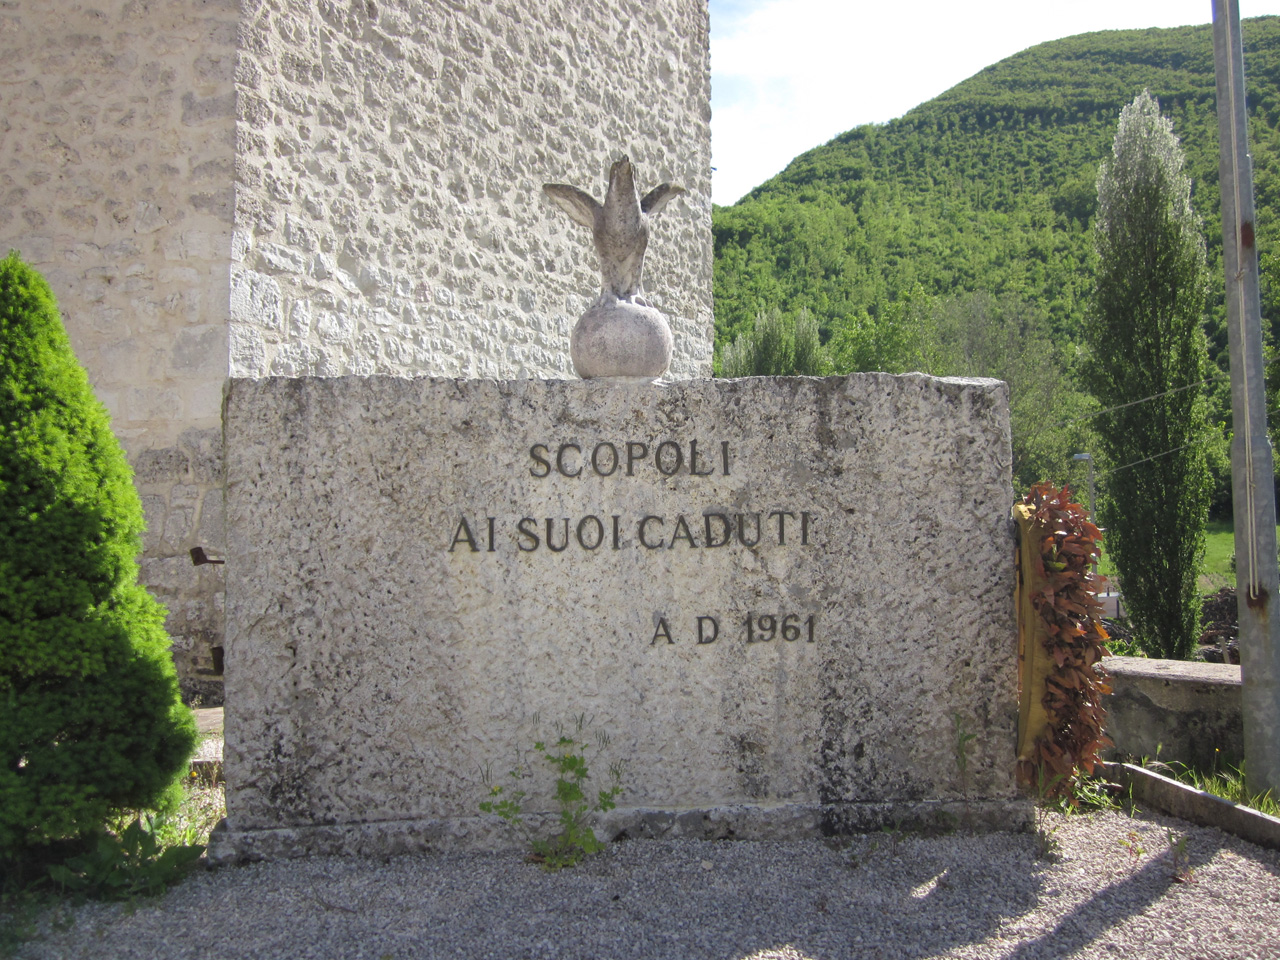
[640,183,687,216]
[543,184,601,230]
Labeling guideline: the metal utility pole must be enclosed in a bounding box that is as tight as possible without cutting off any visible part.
[1212,0,1280,797]
[1072,453,1100,581]
[1071,452,1096,520]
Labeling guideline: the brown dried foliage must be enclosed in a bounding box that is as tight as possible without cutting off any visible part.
[1018,483,1113,800]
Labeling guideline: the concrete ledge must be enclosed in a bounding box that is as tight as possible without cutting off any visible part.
[206,799,1034,863]
[1104,656,1242,768]
[1102,762,1280,851]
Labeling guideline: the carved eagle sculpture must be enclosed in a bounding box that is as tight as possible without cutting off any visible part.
[543,156,686,305]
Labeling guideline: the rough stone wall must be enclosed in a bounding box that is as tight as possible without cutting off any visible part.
[0,0,237,703]
[231,0,713,380]
[0,0,712,705]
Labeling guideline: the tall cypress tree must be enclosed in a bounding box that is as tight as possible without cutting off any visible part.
[0,253,195,862]
[1087,91,1212,660]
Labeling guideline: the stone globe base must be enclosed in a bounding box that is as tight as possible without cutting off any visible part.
[571,298,673,380]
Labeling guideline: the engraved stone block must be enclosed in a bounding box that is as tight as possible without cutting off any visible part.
[218,374,1025,859]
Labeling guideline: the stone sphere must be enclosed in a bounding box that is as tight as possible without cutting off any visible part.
[571,299,673,379]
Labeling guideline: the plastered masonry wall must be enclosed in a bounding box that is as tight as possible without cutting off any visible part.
[232,0,712,380]
[0,0,238,702]
[0,0,713,702]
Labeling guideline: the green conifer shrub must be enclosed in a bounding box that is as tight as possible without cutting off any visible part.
[0,253,195,865]
[719,307,828,377]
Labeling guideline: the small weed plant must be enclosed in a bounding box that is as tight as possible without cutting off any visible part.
[41,772,221,902]
[481,715,623,870]
[1031,766,1122,862]
[1,769,223,953]
[46,815,204,901]
[1119,830,1146,872]
[882,818,906,859]
[1032,768,1064,861]
[1165,828,1194,883]
[163,772,227,847]
[951,713,976,798]
[951,712,977,831]
[1033,810,1061,861]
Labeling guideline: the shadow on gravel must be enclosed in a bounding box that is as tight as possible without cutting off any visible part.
[8,836,1051,960]
[1000,829,1222,960]
[714,832,1050,960]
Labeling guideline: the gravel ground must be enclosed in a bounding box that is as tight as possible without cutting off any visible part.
[9,808,1280,960]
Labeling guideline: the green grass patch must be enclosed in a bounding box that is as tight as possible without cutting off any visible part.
[1098,544,1116,581]
[1099,521,1280,593]
[1158,757,1280,818]
[1199,521,1280,592]
[1201,520,1237,587]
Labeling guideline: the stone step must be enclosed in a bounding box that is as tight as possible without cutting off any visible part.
[192,707,224,783]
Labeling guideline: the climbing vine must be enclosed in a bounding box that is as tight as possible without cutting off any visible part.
[1018,483,1112,800]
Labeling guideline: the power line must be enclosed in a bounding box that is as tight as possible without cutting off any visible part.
[1050,373,1228,430]
[1094,442,1201,479]
[1084,399,1280,481]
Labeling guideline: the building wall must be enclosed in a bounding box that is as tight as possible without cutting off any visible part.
[0,0,237,702]
[0,0,713,704]
[231,0,713,380]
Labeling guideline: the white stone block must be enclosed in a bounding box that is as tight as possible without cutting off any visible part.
[257,242,309,274]
[229,266,283,346]
[228,323,266,377]
[220,374,1022,857]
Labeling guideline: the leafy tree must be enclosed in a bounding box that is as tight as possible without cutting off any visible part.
[827,291,934,376]
[711,18,1272,518]
[0,253,195,867]
[924,292,1097,494]
[1258,251,1280,491]
[1085,92,1213,660]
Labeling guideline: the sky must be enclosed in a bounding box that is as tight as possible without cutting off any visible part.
[710,0,1280,206]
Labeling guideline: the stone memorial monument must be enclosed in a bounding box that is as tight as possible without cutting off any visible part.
[213,305,1026,858]
[210,136,1026,860]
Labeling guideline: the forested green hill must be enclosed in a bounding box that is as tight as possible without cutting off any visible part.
[713,17,1280,356]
